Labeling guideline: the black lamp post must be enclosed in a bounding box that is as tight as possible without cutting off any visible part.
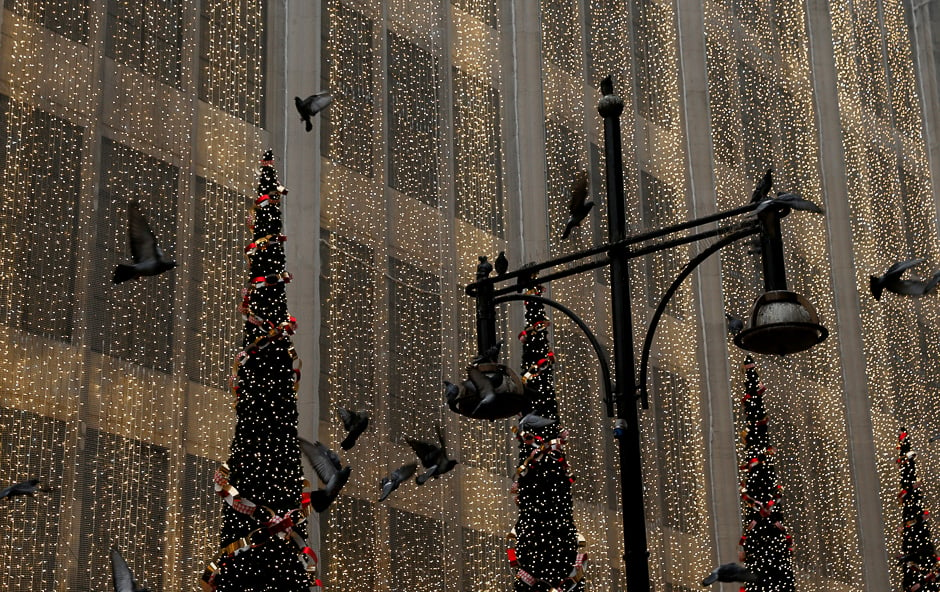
[465,78,828,592]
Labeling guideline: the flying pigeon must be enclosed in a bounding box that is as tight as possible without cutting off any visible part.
[518,413,556,432]
[495,251,509,276]
[725,312,744,335]
[561,170,593,240]
[0,478,50,500]
[110,547,150,592]
[750,168,773,203]
[112,200,177,284]
[407,426,458,485]
[870,259,940,301]
[338,408,370,450]
[379,462,418,502]
[299,438,351,512]
[755,192,824,215]
[701,563,757,586]
[294,92,333,132]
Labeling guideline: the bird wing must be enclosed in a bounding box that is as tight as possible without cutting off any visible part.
[393,462,418,482]
[299,438,340,484]
[127,200,160,263]
[467,367,495,398]
[111,547,140,592]
[338,408,357,430]
[885,258,925,280]
[406,438,439,468]
[568,170,589,214]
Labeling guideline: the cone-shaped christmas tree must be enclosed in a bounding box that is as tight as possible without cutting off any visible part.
[507,283,586,591]
[897,429,940,592]
[737,356,795,592]
[202,151,316,591]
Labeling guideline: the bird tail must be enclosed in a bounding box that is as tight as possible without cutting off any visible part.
[701,573,718,586]
[305,119,313,133]
[340,434,356,450]
[561,223,574,240]
[869,276,883,301]
[112,264,136,284]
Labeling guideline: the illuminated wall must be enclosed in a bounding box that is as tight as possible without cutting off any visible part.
[0,0,935,591]
[0,1,269,590]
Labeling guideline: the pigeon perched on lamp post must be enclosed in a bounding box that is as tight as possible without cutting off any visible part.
[294,92,333,132]
[750,168,773,203]
[112,200,176,284]
[870,258,940,301]
[755,191,824,215]
[561,169,593,240]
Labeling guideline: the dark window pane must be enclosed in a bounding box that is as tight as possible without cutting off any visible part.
[5,0,90,44]
[107,0,183,88]
[388,32,440,206]
[0,95,83,342]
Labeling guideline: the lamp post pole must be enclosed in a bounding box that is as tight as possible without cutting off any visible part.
[598,77,651,592]
[466,77,826,592]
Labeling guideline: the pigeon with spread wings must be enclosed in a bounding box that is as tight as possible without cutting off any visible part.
[112,200,176,284]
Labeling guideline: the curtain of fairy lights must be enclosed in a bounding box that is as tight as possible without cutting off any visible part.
[0,2,265,591]
[704,0,866,588]
[826,0,940,590]
[319,0,491,590]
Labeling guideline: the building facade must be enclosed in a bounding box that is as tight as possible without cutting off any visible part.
[0,1,936,591]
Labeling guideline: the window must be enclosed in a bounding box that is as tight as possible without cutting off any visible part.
[0,407,66,591]
[0,95,83,342]
[89,138,179,373]
[540,0,581,74]
[322,496,376,590]
[387,257,441,440]
[632,0,673,127]
[453,68,503,237]
[320,232,375,423]
[4,0,89,44]
[388,32,440,206]
[71,429,169,591]
[185,177,251,388]
[107,0,184,88]
[178,454,221,584]
[389,508,445,592]
[199,0,267,125]
[322,1,374,175]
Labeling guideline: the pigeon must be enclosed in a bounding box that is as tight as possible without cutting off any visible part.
[477,255,493,277]
[725,312,744,335]
[495,251,509,276]
[379,462,418,502]
[870,259,940,301]
[561,169,593,239]
[294,92,333,132]
[750,168,773,203]
[755,192,824,215]
[338,408,370,450]
[299,438,351,512]
[443,380,465,413]
[467,365,531,420]
[112,200,177,284]
[518,413,556,432]
[110,547,150,592]
[407,426,458,485]
[472,339,503,365]
[0,478,50,500]
[468,365,498,414]
[701,563,757,586]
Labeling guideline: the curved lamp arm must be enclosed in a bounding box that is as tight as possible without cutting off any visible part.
[492,293,616,418]
[638,225,758,408]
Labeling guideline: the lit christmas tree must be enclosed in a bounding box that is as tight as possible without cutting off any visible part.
[897,429,940,592]
[737,356,795,592]
[201,151,317,591]
[507,283,586,592]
